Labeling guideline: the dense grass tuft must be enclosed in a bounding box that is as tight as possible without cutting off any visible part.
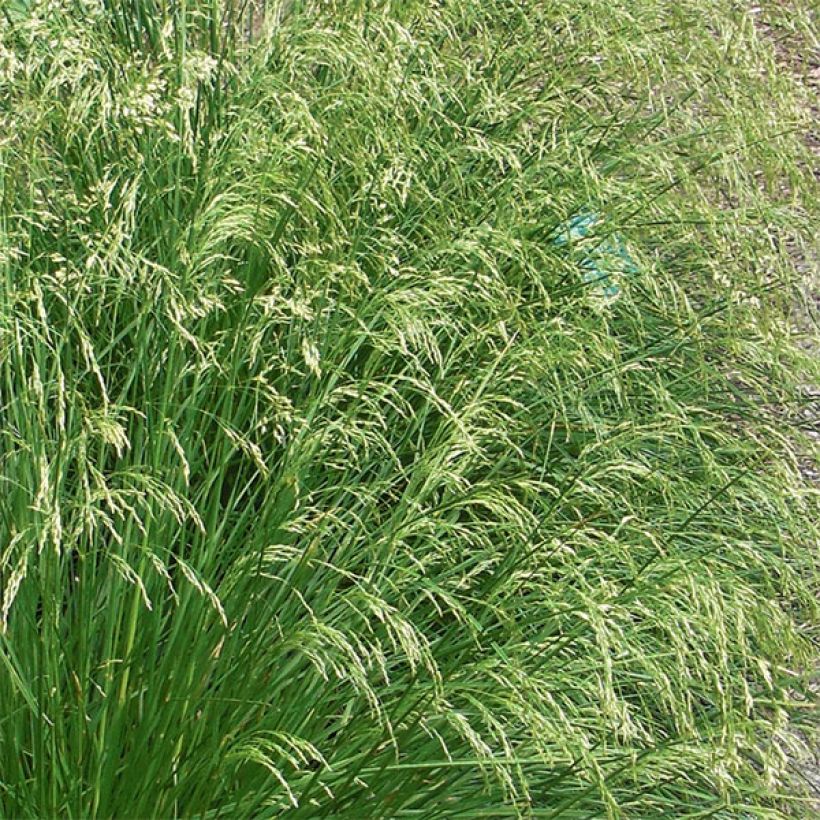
[1,1,817,816]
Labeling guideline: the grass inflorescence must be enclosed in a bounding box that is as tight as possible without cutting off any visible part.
[0,1,817,816]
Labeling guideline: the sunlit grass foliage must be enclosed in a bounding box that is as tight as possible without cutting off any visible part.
[0,1,817,816]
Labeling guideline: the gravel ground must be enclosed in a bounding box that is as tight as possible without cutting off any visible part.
[749,3,820,812]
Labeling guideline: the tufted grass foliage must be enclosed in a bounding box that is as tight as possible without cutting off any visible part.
[0,0,818,816]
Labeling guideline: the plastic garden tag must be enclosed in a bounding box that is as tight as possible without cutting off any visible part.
[553,210,637,304]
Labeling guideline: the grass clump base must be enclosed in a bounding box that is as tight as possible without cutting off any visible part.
[0,1,817,816]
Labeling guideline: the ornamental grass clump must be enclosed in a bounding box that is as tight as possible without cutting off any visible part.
[0,1,817,816]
